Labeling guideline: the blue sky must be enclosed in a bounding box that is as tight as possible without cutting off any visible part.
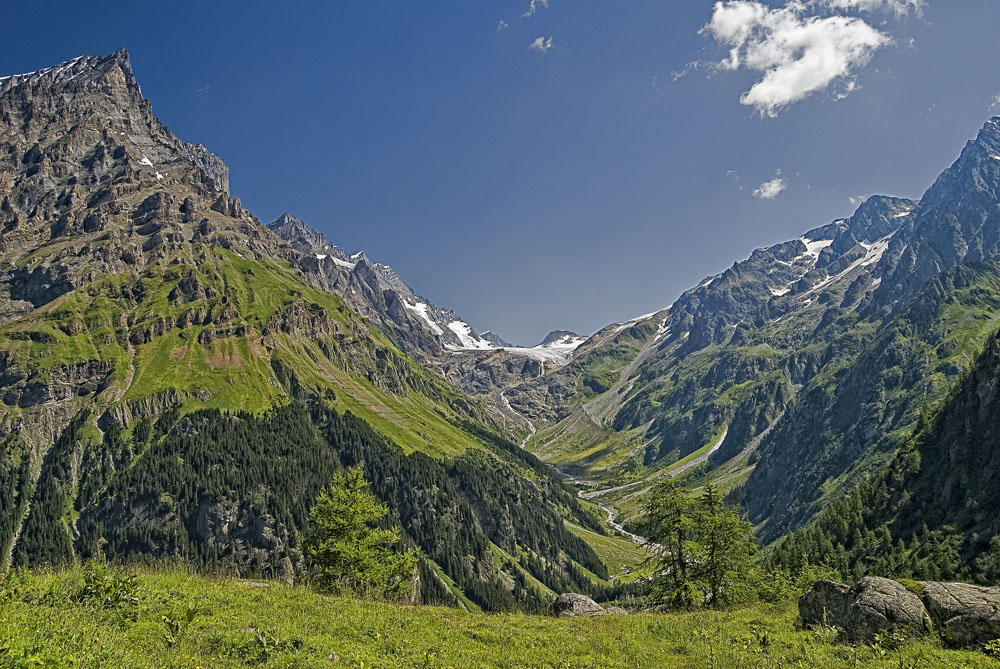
[6,1,1000,344]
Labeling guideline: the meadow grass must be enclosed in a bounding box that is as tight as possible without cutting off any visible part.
[1,566,997,668]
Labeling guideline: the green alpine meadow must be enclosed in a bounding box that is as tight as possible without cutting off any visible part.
[3,2,1000,666]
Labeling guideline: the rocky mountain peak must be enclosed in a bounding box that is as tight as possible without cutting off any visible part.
[267,212,342,257]
[0,50,257,328]
[540,330,581,346]
[0,48,135,96]
[480,331,515,348]
[918,117,1000,213]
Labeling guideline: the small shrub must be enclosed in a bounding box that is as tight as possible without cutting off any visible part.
[161,603,203,647]
[74,562,140,612]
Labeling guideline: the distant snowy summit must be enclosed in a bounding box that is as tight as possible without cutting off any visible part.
[267,213,586,366]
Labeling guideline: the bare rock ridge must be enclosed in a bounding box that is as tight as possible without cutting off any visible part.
[266,212,586,394]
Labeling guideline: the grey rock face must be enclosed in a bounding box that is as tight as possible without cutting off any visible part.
[1,357,114,409]
[180,142,229,194]
[919,581,1000,647]
[799,577,932,642]
[551,593,608,618]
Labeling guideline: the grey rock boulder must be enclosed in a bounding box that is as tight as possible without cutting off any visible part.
[552,593,607,618]
[919,581,1000,647]
[799,577,932,642]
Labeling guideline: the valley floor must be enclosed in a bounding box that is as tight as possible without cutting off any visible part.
[1,568,997,668]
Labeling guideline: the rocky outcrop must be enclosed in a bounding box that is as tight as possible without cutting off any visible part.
[180,142,229,194]
[1,359,114,408]
[919,581,1000,648]
[552,593,611,618]
[799,577,932,642]
[800,577,1000,647]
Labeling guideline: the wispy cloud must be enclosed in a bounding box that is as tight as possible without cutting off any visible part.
[497,19,510,32]
[820,0,924,15]
[754,173,788,199]
[990,93,1000,111]
[529,36,554,53]
[849,193,871,205]
[522,0,549,18]
[196,84,211,94]
[696,0,919,117]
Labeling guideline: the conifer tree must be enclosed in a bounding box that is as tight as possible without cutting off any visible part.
[638,477,696,609]
[690,484,757,608]
[303,467,416,599]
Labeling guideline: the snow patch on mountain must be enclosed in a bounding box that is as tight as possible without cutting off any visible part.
[859,236,891,268]
[800,233,894,298]
[404,301,444,336]
[801,237,834,257]
[502,334,587,364]
[446,321,494,350]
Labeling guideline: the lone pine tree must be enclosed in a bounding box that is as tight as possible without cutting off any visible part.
[302,467,417,599]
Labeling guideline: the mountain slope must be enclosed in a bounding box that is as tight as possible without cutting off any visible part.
[513,120,1000,540]
[0,51,615,608]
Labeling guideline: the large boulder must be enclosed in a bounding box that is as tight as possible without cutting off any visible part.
[552,593,607,618]
[799,577,932,642]
[919,581,1000,647]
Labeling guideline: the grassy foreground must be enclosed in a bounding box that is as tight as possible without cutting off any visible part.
[1,567,998,668]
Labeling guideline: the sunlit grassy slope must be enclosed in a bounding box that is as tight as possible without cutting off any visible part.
[0,246,484,458]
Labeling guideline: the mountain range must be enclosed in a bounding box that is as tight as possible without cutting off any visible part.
[0,50,615,610]
[2,50,1000,604]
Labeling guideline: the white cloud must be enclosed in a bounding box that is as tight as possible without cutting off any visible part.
[991,93,1000,111]
[522,0,549,18]
[701,0,894,116]
[754,176,788,199]
[529,36,554,53]
[497,19,510,32]
[849,193,871,205]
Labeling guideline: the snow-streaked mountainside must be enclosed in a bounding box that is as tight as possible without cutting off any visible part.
[267,213,586,366]
[504,116,1000,547]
